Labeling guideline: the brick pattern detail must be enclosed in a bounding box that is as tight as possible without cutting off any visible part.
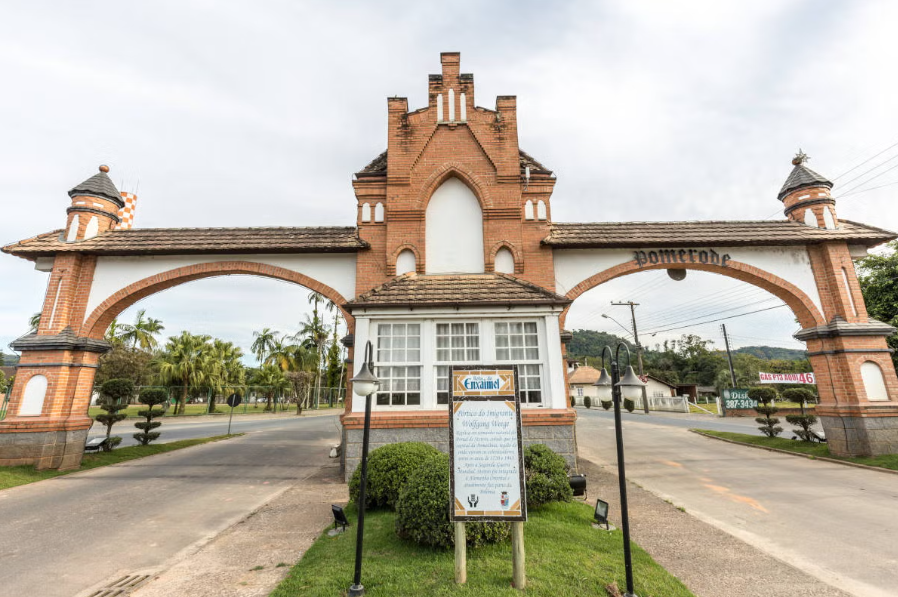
[115,192,137,230]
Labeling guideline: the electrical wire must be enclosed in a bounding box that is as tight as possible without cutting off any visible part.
[832,140,898,181]
[642,297,782,333]
[840,179,898,199]
[835,154,898,194]
[645,304,788,336]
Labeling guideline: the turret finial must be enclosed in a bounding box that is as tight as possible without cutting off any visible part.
[99,164,110,173]
[792,150,808,166]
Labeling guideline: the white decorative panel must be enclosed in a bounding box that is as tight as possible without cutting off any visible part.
[396,250,416,275]
[495,248,515,274]
[861,361,889,401]
[425,178,484,274]
[19,375,48,416]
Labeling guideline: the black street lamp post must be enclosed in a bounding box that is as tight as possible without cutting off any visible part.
[348,341,379,597]
[594,343,646,597]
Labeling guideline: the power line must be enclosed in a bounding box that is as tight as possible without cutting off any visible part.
[840,179,898,199]
[835,154,898,194]
[642,297,782,333]
[637,286,775,327]
[646,304,789,336]
[832,139,898,180]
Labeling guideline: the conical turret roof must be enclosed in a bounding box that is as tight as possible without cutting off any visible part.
[68,165,125,207]
[778,153,833,201]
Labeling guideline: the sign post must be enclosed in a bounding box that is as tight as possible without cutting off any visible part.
[449,365,527,589]
[226,392,242,435]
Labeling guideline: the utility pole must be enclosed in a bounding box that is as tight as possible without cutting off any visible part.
[612,301,649,415]
[720,324,737,387]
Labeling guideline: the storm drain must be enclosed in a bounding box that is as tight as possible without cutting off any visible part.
[87,574,153,596]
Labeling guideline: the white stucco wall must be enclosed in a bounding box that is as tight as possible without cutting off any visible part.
[425,178,485,274]
[554,245,824,314]
[86,253,357,317]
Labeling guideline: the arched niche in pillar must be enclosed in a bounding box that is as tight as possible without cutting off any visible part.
[804,208,818,228]
[425,177,484,273]
[67,215,80,242]
[495,247,515,274]
[19,374,48,416]
[396,249,417,275]
[84,216,100,240]
[861,361,889,401]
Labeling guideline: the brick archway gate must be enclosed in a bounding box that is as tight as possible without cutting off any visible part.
[557,254,898,457]
[0,255,359,471]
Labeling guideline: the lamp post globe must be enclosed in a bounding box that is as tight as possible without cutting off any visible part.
[351,363,378,397]
[616,365,647,402]
[593,368,614,402]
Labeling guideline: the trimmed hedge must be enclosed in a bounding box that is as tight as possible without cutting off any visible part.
[584,396,592,409]
[523,444,573,508]
[601,400,612,410]
[395,453,510,548]
[349,442,441,510]
[624,398,635,413]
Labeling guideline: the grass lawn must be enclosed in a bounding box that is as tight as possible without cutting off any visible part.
[272,501,694,597]
[0,434,239,491]
[693,430,898,471]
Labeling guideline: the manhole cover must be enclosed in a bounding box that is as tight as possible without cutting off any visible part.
[87,574,153,596]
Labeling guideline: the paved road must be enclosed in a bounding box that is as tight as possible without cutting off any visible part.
[576,410,898,597]
[0,414,341,597]
[87,410,341,447]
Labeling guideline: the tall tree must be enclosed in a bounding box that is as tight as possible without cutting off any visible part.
[251,327,279,364]
[858,241,898,369]
[252,364,290,411]
[117,309,165,350]
[203,339,246,412]
[155,332,212,414]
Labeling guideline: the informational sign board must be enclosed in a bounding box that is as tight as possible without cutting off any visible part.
[722,388,755,410]
[758,372,816,385]
[449,365,526,523]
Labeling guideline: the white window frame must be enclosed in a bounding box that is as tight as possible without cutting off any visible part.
[373,321,423,408]
[492,319,545,406]
[434,320,481,406]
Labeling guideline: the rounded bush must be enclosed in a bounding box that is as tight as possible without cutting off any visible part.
[601,400,612,410]
[349,442,441,510]
[747,386,777,404]
[395,453,509,548]
[623,398,635,413]
[782,387,816,405]
[570,395,576,407]
[583,396,592,409]
[523,444,573,508]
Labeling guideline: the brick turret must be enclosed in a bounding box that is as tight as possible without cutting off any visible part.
[64,165,124,242]
[779,151,838,229]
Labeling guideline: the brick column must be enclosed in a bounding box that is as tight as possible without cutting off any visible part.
[797,241,898,457]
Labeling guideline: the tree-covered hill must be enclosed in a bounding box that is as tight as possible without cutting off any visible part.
[731,346,807,361]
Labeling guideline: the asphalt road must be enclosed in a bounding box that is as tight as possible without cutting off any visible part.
[576,409,898,597]
[0,414,341,597]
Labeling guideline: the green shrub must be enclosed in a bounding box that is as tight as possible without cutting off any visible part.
[133,388,167,446]
[583,395,592,409]
[349,442,441,510]
[748,386,782,437]
[570,395,576,407]
[601,400,612,410]
[523,444,573,508]
[782,387,816,414]
[95,379,134,451]
[395,453,509,548]
[786,414,819,442]
[624,398,635,413]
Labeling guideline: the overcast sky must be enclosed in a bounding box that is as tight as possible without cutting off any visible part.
[2,0,897,362]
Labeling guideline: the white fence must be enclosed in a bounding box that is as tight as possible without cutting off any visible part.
[633,395,690,413]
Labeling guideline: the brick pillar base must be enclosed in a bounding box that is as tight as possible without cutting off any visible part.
[0,427,90,470]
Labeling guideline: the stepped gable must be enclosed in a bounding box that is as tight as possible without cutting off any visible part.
[543,220,896,249]
[346,273,571,309]
[2,226,368,259]
[354,149,551,177]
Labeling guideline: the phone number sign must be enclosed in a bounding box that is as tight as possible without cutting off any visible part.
[449,366,526,523]
[723,388,756,410]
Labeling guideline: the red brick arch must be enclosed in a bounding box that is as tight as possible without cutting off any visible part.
[415,162,494,211]
[388,243,423,275]
[80,260,354,340]
[487,241,524,274]
[559,257,826,331]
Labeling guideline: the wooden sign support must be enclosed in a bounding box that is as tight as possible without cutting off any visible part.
[512,521,525,589]
[455,522,467,584]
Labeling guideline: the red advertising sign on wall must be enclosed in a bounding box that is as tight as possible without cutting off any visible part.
[758,372,816,385]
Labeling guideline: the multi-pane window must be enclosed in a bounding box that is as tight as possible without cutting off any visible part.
[494,322,539,361]
[576,387,583,397]
[495,321,542,404]
[375,323,421,406]
[435,322,480,404]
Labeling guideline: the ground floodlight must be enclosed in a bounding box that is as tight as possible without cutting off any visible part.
[594,498,610,529]
[332,505,349,531]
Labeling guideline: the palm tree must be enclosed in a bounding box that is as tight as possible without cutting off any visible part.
[155,332,212,414]
[251,327,279,364]
[105,318,125,348]
[117,309,165,350]
[252,364,290,411]
[298,311,330,408]
[28,312,41,333]
[204,339,245,412]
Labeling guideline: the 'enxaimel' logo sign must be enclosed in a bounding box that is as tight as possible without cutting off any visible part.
[453,370,515,396]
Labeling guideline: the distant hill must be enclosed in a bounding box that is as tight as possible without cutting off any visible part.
[0,353,19,367]
[567,329,634,358]
[731,346,807,361]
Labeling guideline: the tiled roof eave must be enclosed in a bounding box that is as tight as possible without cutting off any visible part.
[345,298,571,311]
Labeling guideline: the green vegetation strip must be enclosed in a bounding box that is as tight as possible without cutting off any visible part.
[0,435,241,491]
[271,501,694,597]
[692,430,898,472]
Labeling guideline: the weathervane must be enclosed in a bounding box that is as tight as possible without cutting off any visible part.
[792,149,809,166]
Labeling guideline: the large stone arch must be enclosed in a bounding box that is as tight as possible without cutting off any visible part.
[559,257,826,331]
[81,260,354,340]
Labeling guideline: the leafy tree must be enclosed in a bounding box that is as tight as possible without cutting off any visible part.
[116,309,165,350]
[133,387,167,445]
[95,379,134,451]
[286,370,315,413]
[155,332,212,414]
[748,386,782,438]
[95,346,155,388]
[857,241,898,369]
[252,364,290,411]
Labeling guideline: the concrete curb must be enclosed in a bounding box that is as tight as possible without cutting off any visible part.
[690,429,898,476]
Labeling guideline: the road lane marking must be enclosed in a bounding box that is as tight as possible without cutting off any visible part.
[703,483,769,513]
[660,460,683,468]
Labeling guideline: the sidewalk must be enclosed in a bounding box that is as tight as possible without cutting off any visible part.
[577,457,849,597]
